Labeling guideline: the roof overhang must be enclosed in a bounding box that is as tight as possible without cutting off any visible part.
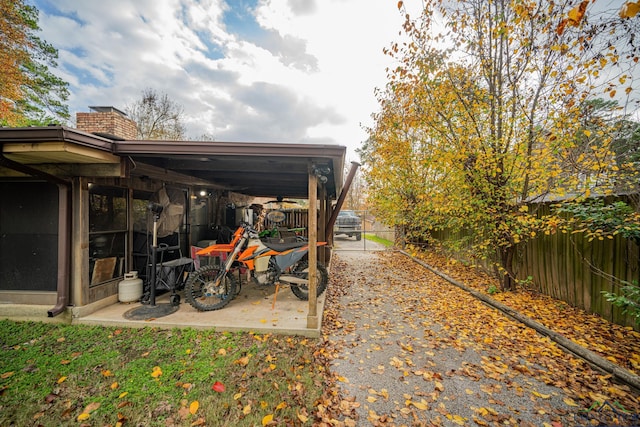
[0,126,346,199]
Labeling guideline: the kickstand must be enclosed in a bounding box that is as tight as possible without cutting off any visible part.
[272,282,280,310]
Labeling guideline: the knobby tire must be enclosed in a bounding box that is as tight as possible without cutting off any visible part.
[185,264,237,311]
[289,261,328,300]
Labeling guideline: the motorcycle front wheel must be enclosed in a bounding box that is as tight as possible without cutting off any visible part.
[289,261,328,300]
[185,265,237,311]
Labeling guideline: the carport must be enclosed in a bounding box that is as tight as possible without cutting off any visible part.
[112,139,349,330]
[0,123,356,334]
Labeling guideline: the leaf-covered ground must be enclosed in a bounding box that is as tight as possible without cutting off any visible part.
[414,250,640,377]
[321,250,640,426]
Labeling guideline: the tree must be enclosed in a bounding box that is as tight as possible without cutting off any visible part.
[363,0,637,290]
[0,0,69,126]
[125,88,186,140]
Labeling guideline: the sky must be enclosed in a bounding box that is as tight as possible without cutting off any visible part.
[31,0,414,161]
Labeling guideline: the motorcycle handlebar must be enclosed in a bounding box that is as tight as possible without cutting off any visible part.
[239,221,259,236]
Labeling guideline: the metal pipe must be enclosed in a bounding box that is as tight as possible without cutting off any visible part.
[326,161,360,234]
[0,149,72,317]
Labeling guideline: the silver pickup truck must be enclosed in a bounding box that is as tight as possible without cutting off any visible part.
[334,210,362,240]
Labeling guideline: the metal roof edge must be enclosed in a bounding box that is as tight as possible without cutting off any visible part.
[0,126,115,151]
[113,140,346,157]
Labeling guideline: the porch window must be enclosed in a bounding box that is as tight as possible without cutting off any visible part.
[89,185,127,286]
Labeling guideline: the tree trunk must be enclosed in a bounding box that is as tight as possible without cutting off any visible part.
[498,245,517,291]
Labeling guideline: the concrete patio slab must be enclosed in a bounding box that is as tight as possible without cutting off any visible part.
[72,281,325,337]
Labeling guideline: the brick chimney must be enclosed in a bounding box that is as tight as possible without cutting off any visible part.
[76,106,137,140]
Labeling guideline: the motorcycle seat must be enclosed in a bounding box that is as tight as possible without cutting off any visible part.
[261,240,306,251]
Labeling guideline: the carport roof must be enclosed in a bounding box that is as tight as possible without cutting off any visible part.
[0,126,346,199]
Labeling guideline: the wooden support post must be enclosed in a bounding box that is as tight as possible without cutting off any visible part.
[307,165,318,329]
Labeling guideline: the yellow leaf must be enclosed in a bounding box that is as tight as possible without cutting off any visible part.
[367,396,377,403]
[151,366,162,378]
[451,414,466,425]
[620,1,640,18]
[189,400,199,415]
[297,412,309,422]
[563,397,579,407]
[57,376,67,384]
[532,391,551,399]
[242,404,252,414]
[276,401,287,410]
[1,372,14,379]
[235,356,250,366]
[412,400,429,410]
[217,348,227,356]
[568,1,588,25]
[118,391,128,398]
[262,414,274,426]
[110,382,119,390]
[233,392,243,400]
[77,412,90,421]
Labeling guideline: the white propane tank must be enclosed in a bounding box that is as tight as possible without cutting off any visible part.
[118,271,143,303]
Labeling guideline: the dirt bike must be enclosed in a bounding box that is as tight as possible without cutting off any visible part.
[185,222,329,311]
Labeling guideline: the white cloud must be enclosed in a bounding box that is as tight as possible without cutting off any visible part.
[34,0,405,159]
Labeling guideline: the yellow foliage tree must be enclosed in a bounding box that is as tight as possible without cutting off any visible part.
[362,0,638,289]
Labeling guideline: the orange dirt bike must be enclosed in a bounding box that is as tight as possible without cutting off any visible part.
[185,222,329,311]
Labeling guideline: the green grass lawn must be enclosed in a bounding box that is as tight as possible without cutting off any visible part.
[364,233,394,247]
[0,320,327,426]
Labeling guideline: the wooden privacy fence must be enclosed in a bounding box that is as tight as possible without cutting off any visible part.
[514,219,639,328]
[428,208,639,329]
[263,209,309,237]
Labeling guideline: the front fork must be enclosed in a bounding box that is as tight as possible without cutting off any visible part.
[214,235,247,287]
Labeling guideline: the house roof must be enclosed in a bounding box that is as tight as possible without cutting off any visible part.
[0,126,346,199]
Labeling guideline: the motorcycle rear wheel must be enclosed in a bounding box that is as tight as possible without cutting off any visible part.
[185,265,237,311]
[289,261,328,300]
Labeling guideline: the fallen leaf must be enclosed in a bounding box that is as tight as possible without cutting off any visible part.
[412,400,429,410]
[262,414,274,425]
[212,381,225,392]
[189,400,199,415]
[151,366,162,378]
[532,390,551,399]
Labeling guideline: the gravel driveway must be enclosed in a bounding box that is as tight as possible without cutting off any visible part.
[324,248,620,426]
